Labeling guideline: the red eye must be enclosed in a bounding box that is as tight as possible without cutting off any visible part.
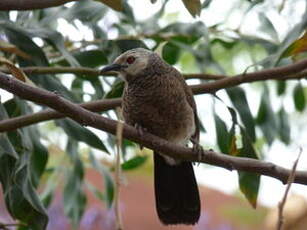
[126,56,135,64]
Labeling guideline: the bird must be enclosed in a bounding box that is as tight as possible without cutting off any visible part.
[101,48,201,225]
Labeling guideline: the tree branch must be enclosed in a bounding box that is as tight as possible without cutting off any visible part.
[0,0,75,11]
[191,59,307,94]
[0,98,121,132]
[1,71,307,186]
[0,66,225,80]
[0,60,307,132]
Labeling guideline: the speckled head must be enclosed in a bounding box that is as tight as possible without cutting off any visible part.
[101,48,153,81]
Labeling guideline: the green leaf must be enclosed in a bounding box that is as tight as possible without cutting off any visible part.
[227,87,256,142]
[89,152,114,208]
[2,22,79,102]
[278,108,290,144]
[238,127,260,208]
[121,155,148,171]
[3,98,48,188]
[256,89,278,145]
[0,104,48,230]
[55,119,109,153]
[159,22,208,44]
[28,28,79,67]
[293,82,306,112]
[238,171,260,208]
[162,42,181,65]
[276,81,287,96]
[62,0,108,22]
[28,127,49,187]
[63,141,86,226]
[214,113,229,153]
[105,81,125,99]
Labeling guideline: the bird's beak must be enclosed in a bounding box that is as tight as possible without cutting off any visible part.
[100,63,128,73]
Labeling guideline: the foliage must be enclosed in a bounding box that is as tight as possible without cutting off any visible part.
[0,0,306,229]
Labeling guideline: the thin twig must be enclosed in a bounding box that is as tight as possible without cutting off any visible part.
[0,66,225,80]
[276,149,303,230]
[1,71,307,186]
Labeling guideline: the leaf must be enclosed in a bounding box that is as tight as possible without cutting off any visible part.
[256,89,278,145]
[61,0,107,23]
[238,171,260,208]
[278,108,290,144]
[258,13,279,42]
[159,22,208,44]
[63,141,86,226]
[182,0,201,17]
[162,42,181,65]
[95,0,123,11]
[0,40,31,59]
[0,56,26,81]
[2,22,80,102]
[121,156,148,171]
[276,81,287,96]
[238,127,260,208]
[274,9,307,65]
[227,87,256,142]
[282,31,307,58]
[89,151,114,208]
[0,104,48,230]
[214,113,229,153]
[27,28,79,67]
[293,82,306,112]
[0,56,37,87]
[55,119,109,153]
[105,81,125,99]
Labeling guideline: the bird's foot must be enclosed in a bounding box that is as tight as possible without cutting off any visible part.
[134,123,147,150]
[191,138,203,165]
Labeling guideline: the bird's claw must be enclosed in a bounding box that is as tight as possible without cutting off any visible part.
[134,123,147,150]
[191,139,203,165]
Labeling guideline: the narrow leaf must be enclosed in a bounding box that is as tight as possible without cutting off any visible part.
[278,108,290,144]
[56,119,109,153]
[182,0,201,17]
[214,113,229,153]
[293,82,306,112]
[227,87,256,142]
[121,156,148,171]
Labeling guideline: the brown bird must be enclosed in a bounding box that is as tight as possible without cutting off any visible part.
[101,48,201,225]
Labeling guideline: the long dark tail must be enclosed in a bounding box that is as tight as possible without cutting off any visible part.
[154,152,201,225]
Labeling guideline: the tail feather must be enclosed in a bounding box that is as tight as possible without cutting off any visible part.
[154,152,201,225]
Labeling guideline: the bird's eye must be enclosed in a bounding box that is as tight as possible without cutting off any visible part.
[126,56,135,64]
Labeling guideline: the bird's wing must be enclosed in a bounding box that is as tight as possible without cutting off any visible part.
[172,69,200,143]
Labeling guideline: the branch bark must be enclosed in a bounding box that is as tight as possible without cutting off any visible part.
[0,0,75,10]
[0,60,307,132]
[191,59,307,94]
[0,66,225,80]
[1,71,307,186]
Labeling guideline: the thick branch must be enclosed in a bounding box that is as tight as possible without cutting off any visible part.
[0,0,75,10]
[0,98,121,132]
[0,60,307,131]
[1,72,307,186]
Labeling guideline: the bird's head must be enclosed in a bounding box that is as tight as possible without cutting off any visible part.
[101,48,153,81]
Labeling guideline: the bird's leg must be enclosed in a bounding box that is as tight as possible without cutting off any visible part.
[134,123,147,150]
[190,138,203,164]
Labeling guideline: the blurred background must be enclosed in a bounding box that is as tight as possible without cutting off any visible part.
[0,0,307,229]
